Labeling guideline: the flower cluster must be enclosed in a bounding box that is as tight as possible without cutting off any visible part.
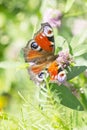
[56,50,73,68]
[43,8,62,28]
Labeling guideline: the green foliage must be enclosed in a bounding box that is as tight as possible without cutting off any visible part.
[67,66,87,80]
[70,30,87,57]
[0,61,29,69]
[55,35,69,53]
[64,0,75,13]
[50,83,84,111]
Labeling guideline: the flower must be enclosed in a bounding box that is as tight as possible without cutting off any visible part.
[43,8,62,28]
[56,50,73,68]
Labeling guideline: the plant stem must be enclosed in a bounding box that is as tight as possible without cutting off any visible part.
[63,11,87,18]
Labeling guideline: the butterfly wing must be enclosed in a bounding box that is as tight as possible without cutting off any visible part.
[27,57,58,84]
[34,23,55,53]
[23,23,55,64]
[28,61,49,85]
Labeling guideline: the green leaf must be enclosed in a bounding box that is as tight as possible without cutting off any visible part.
[73,44,87,57]
[55,36,69,54]
[67,66,87,80]
[70,30,87,57]
[55,36,73,55]
[75,53,87,66]
[68,42,73,55]
[50,83,84,111]
[0,61,28,69]
[70,31,87,47]
[64,0,75,13]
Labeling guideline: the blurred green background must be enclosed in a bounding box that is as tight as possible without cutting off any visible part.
[0,0,87,129]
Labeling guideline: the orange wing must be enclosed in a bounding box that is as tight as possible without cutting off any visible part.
[23,23,55,64]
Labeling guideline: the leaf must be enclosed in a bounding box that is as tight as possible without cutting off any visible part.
[55,36,69,54]
[0,61,28,69]
[67,66,87,80]
[73,44,87,57]
[70,31,87,48]
[68,42,73,55]
[75,53,87,66]
[50,83,84,111]
[55,35,73,55]
[64,0,75,13]
[70,30,87,57]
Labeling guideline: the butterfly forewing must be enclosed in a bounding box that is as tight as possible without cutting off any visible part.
[23,23,55,63]
[34,23,55,53]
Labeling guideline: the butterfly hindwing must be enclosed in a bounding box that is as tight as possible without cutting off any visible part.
[28,61,49,84]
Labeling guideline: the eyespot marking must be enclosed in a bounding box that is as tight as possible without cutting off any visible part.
[28,40,42,51]
[43,25,53,37]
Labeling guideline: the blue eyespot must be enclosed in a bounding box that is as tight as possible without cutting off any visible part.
[31,42,38,49]
[29,40,41,51]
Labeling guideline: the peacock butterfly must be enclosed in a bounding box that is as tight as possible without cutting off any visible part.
[23,23,67,85]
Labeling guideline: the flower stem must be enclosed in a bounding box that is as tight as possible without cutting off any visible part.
[63,11,87,18]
